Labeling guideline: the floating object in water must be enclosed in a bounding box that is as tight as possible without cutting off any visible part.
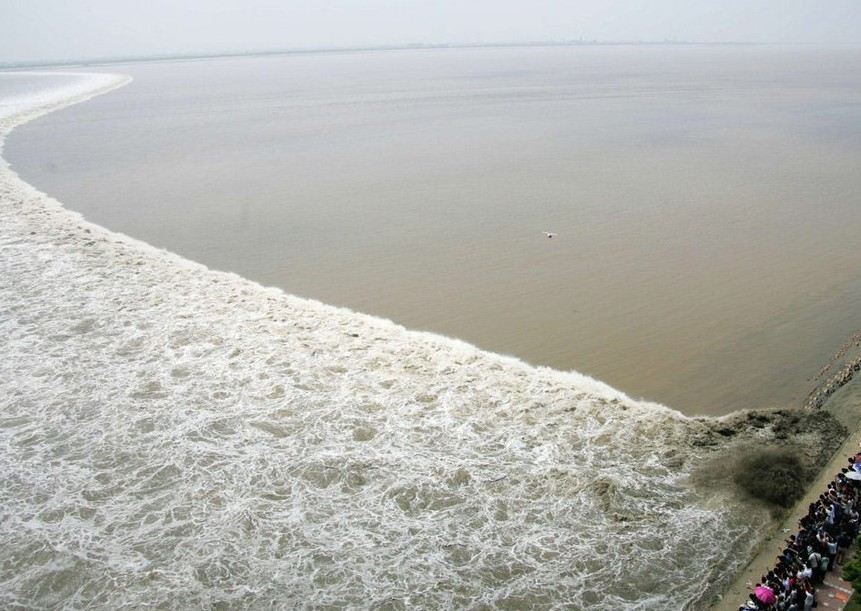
[542,232,557,239]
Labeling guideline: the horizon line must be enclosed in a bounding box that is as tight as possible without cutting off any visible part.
[2,39,852,71]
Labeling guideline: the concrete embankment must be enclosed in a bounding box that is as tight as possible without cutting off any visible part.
[806,331,861,410]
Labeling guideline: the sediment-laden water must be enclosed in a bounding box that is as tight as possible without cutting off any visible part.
[0,70,847,610]
[7,47,861,415]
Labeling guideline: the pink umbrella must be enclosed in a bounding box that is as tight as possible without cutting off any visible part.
[754,585,777,605]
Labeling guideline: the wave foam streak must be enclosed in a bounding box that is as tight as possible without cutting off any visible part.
[0,72,764,610]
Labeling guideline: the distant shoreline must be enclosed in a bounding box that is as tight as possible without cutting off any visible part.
[0,39,837,72]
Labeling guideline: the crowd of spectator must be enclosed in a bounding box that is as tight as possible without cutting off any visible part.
[737,448,861,610]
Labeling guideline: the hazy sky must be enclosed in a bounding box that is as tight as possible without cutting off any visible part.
[1,0,860,64]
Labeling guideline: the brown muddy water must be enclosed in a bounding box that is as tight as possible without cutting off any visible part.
[6,45,861,415]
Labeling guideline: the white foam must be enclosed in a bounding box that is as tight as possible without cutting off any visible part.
[0,71,767,609]
[0,72,130,125]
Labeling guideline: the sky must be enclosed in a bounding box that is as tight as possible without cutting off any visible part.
[1,0,860,64]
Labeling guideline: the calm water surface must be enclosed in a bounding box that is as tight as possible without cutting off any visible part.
[8,45,861,415]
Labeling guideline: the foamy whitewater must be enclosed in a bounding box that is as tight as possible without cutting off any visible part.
[0,71,823,610]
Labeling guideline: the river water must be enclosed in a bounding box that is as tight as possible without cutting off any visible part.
[7,46,861,415]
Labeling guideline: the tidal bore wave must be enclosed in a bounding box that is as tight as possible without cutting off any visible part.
[0,72,835,609]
